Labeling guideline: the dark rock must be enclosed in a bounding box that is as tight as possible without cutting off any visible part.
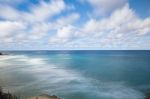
[145,92,150,99]
[0,87,20,99]
[1,87,60,99]
[26,94,60,99]
[0,52,3,55]
[0,52,8,55]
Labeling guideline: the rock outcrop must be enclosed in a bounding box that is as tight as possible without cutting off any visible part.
[144,92,150,99]
[0,52,3,55]
[0,87,19,99]
[26,94,60,99]
[1,87,60,99]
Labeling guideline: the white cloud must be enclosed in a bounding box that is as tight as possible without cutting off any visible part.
[82,4,150,35]
[23,0,66,22]
[27,23,50,40]
[0,21,26,44]
[0,0,66,22]
[0,0,150,49]
[0,5,21,20]
[56,13,80,27]
[49,25,76,43]
[0,0,72,43]
[27,12,80,40]
[0,21,25,38]
[57,25,74,38]
[69,4,150,49]
[0,0,81,47]
[87,0,128,15]
[38,4,150,49]
[46,12,80,44]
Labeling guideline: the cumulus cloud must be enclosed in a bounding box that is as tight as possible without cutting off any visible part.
[0,0,81,48]
[0,0,71,43]
[0,0,150,49]
[55,13,80,27]
[49,25,77,43]
[0,21,25,37]
[53,4,150,49]
[79,4,150,49]
[23,0,66,22]
[0,5,21,20]
[86,0,128,16]
[94,4,150,36]
[0,21,26,44]
[0,0,66,22]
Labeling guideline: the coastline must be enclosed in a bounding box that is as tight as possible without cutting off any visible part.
[145,92,150,99]
[0,87,60,99]
[1,86,150,99]
[0,52,3,55]
[26,94,60,99]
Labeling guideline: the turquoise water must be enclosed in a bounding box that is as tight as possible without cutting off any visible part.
[0,50,150,99]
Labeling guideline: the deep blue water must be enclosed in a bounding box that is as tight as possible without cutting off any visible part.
[0,50,150,99]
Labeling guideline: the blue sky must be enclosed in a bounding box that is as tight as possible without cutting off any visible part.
[0,0,150,50]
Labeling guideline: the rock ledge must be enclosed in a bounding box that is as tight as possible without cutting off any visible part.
[26,94,60,99]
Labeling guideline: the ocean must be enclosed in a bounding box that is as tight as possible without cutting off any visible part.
[0,50,150,99]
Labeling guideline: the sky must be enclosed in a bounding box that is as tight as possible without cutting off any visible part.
[0,0,150,50]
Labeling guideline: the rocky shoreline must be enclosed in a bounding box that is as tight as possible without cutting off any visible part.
[0,52,8,55]
[1,88,150,99]
[0,87,19,99]
[0,52,3,55]
[0,87,60,99]
[144,91,150,99]
[26,94,60,99]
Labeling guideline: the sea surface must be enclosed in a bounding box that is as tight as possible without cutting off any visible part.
[0,50,150,99]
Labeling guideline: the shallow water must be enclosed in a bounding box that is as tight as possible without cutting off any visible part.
[0,50,150,99]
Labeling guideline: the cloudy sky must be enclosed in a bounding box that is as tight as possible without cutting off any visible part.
[0,0,150,50]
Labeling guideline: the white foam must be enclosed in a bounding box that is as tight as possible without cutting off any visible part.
[0,55,27,67]
[27,58,46,65]
[0,55,27,61]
